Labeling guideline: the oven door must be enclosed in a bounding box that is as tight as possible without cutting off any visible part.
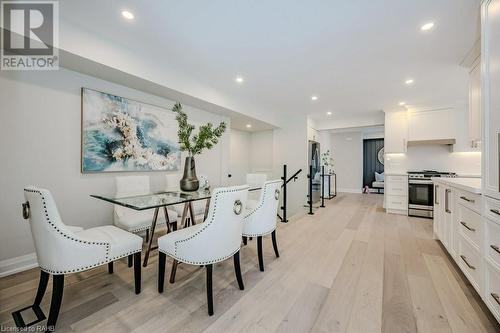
[408,180,434,218]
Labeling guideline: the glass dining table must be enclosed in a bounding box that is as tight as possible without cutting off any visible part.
[91,187,260,267]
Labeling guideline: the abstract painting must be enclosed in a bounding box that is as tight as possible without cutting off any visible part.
[81,88,180,173]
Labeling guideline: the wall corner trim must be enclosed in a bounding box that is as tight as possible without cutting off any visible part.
[0,253,38,277]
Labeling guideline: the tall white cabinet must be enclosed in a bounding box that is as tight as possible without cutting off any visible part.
[482,0,500,322]
[482,0,500,201]
[384,111,408,153]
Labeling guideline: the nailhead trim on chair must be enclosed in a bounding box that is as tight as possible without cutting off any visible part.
[24,189,141,274]
[161,186,248,264]
[243,180,281,219]
[242,226,276,238]
[160,247,241,266]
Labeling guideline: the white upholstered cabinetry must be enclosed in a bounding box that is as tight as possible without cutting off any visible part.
[384,111,408,153]
[482,0,500,201]
[385,175,407,215]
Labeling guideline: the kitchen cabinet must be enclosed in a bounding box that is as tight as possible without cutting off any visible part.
[482,0,500,201]
[385,174,408,215]
[408,109,457,143]
[434,183,453,253]
[443,186,454,254]
[384,111,408,153]
[469,60,482,148]
[433,183,444,239]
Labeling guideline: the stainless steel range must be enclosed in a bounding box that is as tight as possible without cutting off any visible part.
[407,171,457,218]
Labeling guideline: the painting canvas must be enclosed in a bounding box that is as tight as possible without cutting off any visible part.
[81,88,180,172]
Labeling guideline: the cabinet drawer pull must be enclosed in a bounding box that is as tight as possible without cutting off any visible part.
[492,293,500,306]
[460,255,476,270]
[491,245,500,255]
[491,209,500,216]
[460,221,475,232]
[460,196,475,203]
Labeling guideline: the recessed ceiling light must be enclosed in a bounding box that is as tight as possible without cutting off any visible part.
[399,101,406,106]
[326,111,332,115]
[420,22,435,31]
[311,95,318,101]
[121,10,134,20]
[246,124,252,128]
[235,76,244,84]
[405,78,414,85]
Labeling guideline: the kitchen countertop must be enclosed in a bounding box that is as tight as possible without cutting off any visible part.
[385,172,408,176]
[432,177,482,194]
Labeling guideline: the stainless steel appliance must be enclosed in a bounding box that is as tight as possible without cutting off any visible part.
[408,171,456,218]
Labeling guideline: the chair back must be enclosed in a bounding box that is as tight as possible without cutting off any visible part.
[176,185,249,262]
[246,173,268,188]
[24,187,80,271]
[114,176,150,218]
[243,180,282,235]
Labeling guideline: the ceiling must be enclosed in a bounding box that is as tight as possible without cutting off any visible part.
[59,0,480,128]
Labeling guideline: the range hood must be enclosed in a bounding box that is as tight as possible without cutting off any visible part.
[407,139,456,147]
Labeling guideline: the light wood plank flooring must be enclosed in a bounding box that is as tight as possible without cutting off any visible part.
[1,193,499,332]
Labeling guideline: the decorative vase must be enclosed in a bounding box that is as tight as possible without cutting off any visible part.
[180,156,199,191]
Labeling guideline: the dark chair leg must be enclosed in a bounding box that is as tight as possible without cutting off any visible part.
[233,251,244,290]
[169,259,178,283]
[206,264,214,316]
[46,275,64,332]
[134,252,141,294]
[34,271,49,306]
[257,236,264,271]
[128,254,133,268]
[271,230,280,258]
[108,262,113,274]
[242,236,247,245]
[146,229,150,243]
[172,222,177,231]
[158,252,166,293]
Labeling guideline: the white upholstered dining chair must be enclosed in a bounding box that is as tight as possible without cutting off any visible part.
[19,187,142,331]
[157,185,249,316]
[114,176,178,246]
[242,179,282,271]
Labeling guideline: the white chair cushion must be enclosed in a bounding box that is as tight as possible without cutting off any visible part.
[158,223,205,259]
[78,225,142,261]
[246,199,258,210]
[115,209,177,233]
[158,185,249,265]
[242,180,282,237]
[67,226,84,233]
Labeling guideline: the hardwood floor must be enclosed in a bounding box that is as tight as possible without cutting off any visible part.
[1,193,499,332]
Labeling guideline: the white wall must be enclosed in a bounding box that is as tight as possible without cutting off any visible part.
[229,129,251,185]
[273,116,308,217]
[250,130,274,176]
[0,68,230,266]
[331,131,363,193]
[385,147,481,176]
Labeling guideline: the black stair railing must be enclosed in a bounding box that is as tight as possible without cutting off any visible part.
[278,164,302,223]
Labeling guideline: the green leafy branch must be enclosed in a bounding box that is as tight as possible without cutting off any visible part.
[172,102,227,156]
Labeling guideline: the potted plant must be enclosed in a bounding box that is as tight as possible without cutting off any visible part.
[172,103,226,191]
[321,150,334,173]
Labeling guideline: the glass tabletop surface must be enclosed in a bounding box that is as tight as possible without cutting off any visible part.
[91,187,260,211]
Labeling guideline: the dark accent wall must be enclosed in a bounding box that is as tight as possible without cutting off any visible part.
[363,138,384,188]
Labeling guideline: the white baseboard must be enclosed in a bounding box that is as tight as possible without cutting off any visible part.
[337,188,362,194]
[0,253,38,277]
